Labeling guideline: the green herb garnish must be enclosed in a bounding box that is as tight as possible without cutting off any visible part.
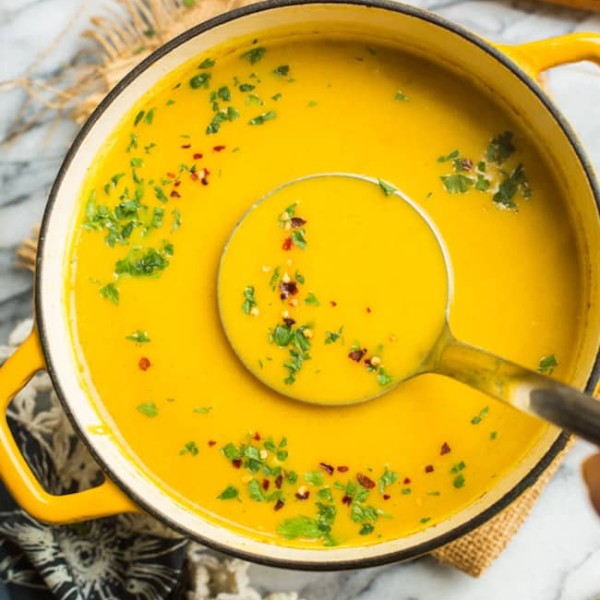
[190,73,211,89]
[378,179,397,196]
[394,91,408,101]
[180,441,199,456]
[217,486,239,500]
[249,111,277,126]
[193,406,212,414]
[304,292,320,306]
[493,164,530,208]
[137,402,158,417]
[126,330,150,344]
[378,466,398,494]
[304,471,325,486]
[470,406,489,425]
[199,58,215,69]
[100,283,119,305]
[290,228,306,249]
[538,354,558,375]
[241,47,266,64]
[486,131,515,165]
[441,174,473,194]
[242,285,258,315]
[273,65,290,77]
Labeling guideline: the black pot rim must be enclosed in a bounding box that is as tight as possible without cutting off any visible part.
[35,0,599,571]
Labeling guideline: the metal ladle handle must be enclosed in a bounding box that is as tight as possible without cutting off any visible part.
[434,338,600,445]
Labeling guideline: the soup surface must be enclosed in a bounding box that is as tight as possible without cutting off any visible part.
[68,31,585,547]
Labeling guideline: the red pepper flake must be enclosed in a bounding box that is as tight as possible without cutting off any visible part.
[274,499,285,511]
[275,474,283,489]
[348,349,367,362]
[366,307,372,313]
[190,171,199,182]
[201,177,209,186]
[138,357,151,371]
[279,280,298,300]
[262,478,270,491]
[356,473,375,489]
[213,145,226,152]
[341,495,352,506]
[319,462,334,475]
[403,477,411,485]
[181,144,191,149]
[425,465,434,473]
[174,181,181,187]
[295,489,310,500]
[282,237,293,251]
[440,442,451,455]
[337,465,349,473]
[383,494,391,500]
[283,318,296,327]
[252,432,261,441]
[193,153,203,160]
[208,440,216,447]
[166,172,176,179]
[290,217,307,228]
[232,459,242,469]
[330,300,337,307]
[170,190,181,198]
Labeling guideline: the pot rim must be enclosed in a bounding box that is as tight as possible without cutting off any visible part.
[35,0,599,570]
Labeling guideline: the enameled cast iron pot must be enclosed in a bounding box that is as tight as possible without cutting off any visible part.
[0,0,599,570]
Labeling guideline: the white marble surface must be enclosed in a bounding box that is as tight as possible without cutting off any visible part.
[1,0,599,597]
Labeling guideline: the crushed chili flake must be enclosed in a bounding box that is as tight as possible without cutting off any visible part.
[275,474,283,489]
[283,317,296,327]
[232,459,242,469]
[356,473,375,489]
[403,477,411,485]
[170,190,181,198]
[366,307,372,313]
[295,490,310,500]
[279,280,298,300]
[208,440,216,447]
[383,494,391,500]
[341,495,352,506]
[166,172,176,179]
[213,145,226,152]
[190,171,199,182]
[348,349,367,362]
[290,217,307,228]
[274,499,285,511]
[181,144,191,149]
[193,153,203,160]
[319,462,334,475]
[425,465,434,473]
[282,237,293,251]
[138,357,151,371]
[330,301,337,307]
[440,442,451,455]
[262,479,270,491]
[252,432,261,441]
[174,181,181,187]
[201,178,209,186]
[337,465,349,473]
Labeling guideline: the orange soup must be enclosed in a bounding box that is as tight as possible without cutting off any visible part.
[67,31,584,547]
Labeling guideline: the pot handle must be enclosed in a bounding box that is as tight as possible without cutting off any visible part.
[498,32,600,80]
[0,327,139,523]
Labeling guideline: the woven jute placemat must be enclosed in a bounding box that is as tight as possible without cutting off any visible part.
[8,0,595,578]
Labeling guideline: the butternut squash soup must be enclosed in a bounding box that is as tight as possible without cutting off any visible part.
[67,30,585,548]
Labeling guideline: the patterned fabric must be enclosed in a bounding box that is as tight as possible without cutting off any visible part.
[0,321,306,600]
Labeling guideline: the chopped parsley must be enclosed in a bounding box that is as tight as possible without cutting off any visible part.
[115,244,172,277]
[376,368,393,387]
[324,328,343,344]
[304,471,325,486]
[470,406,489,425]
[144,108,155,125]
[190,73,211,89]
[180,441,199,456]
[126,330,150,343]
[273,65,290,77]
[441,173,473,194]
[378,179,397,196]
[290,228,307,249]
[437,149,459,163]
[378,466,398,494]
[217,486,239,500]
[193,406,212,414]
[137,402,158,417]
[248,111,277,126]
[304,292,320,306]
[133,110,145,126]
[453,473,466,489]
[172,209,182,232]
[538,354,558,375]
[199,57,215,69]
[394,91,408,101]
[100,283,119,305]
[242,285,257,314]
[493,164,530,208]
[241,47,266,64]
[486,131,515,165]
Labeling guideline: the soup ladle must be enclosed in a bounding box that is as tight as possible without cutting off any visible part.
[218,173,600,445]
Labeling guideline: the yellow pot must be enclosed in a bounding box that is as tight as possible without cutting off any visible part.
[0,0,598,569]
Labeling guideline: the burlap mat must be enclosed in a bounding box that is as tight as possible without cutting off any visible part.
[9,0,596,578]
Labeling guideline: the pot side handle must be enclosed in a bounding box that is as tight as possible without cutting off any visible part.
[498,32,600,80]
[0,327,139,523]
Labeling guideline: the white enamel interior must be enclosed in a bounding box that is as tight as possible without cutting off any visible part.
[38,1,600,567]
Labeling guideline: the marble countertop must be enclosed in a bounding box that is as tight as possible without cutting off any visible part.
[1,0,600,598]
